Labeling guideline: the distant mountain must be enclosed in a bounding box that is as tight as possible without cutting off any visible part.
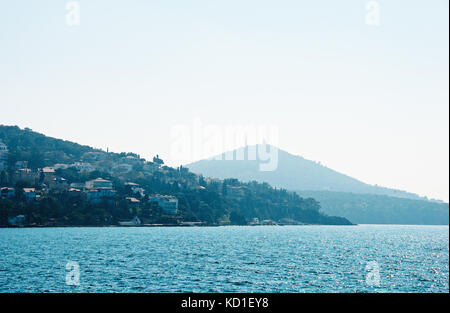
[186,145,449,225]
[296,190,449,225]
[186,145,424,199]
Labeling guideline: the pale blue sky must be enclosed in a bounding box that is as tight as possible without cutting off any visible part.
[0,1,448,201]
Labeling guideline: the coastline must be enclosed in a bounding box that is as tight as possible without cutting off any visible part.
[0,223,358,228]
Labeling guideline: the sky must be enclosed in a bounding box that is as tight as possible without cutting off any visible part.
[0,0,448,201]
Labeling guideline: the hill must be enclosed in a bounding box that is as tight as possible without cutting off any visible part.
[0,125,352,226]
[186,145,449,225]
[0,125,99,169]
[296,190,449,225]
[186,145,425,200]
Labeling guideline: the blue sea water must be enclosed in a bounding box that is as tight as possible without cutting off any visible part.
[0,225,448,293]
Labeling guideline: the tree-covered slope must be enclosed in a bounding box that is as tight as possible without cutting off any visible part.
[0,125,98,169]
[186,145,426,200]
[296,190,449,225]
[186,145,449,225]
[0,126,352,226]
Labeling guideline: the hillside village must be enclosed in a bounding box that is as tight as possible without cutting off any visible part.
[1,139,204,226]
[0,126,352,227]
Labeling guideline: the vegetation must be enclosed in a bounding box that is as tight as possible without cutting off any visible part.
[187,145,429,200]
[296,190,449,225]
[0,125,352,226]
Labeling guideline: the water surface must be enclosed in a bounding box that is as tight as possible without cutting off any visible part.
[0,225,448,292]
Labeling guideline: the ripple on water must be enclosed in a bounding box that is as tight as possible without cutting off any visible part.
[0,225,448,293]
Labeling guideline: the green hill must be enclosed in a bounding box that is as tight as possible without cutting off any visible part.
[296,190,448,225]
[0,125,98,169]
[0,125,352,226]
[186,145,449,225]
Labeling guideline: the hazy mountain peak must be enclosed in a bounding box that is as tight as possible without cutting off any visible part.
[187,145,424,201]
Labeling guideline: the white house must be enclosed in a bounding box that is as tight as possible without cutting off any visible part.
[72,162,95,173]
[0,140,8,171]
[149,195,178,215]
[118,216,141,226]
[85,178,113,189]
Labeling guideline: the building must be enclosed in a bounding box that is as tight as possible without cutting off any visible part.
[82,152,107,162]
[85,178,113,189]
[126,197,140,208]
[23,188,36,201]
[42,167,56,174]
[125,182,145,197]
[118,216,141,226]
[0,187,15,199]
[41,167,57,185]
[8,215,26,226]
[149,195,178,215]
[14,161,28,170]
[53,163,70,170]
[71,162,95,173]
[0,140,8,171]
[120,155,143,165]
[86,188,116,203]
[51,177,69,190]
[114,163,133,173]
[70,182,85,190]
[132,187,145,197]
[16,168,37,185]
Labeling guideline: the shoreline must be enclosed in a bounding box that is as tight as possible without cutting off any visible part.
[0,223,358,229]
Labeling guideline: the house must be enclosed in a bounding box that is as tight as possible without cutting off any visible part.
[23,188,36,201]
[0,140,7,156]
[16,168,37,185]
[14,161,28,170]
[149,195,178,215]
[41,167,56,184]
[53,177,68,185]
[71,162,95,173]
[126,197,140,208]
[86,188,116,203]
[48,177,68,191]
[0,187,15,199]
[42,167,56,174]
[120,155,143,165]
[85,178,113,189]
[0,140,8,171]
[125,182,145,197]
[82,152,107,162]
[132,187,145,197]
[114,163,133,173]
[54,163,70,170]
[8,215,26,226]
[70,182,85,190]
[118,216,141,226]
[261,219,277,226]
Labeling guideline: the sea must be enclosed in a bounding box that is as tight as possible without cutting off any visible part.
[0,225,448,293]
